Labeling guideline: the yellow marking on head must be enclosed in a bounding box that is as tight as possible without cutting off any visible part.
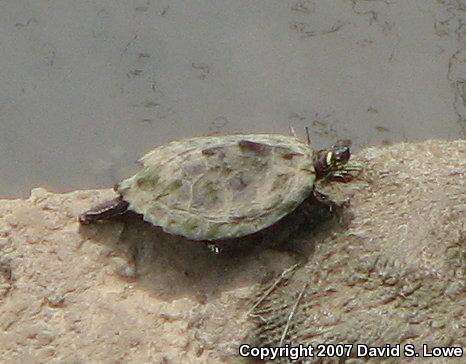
[326,151,333,166]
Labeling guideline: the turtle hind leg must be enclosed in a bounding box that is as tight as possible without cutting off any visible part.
[78,198,129,225]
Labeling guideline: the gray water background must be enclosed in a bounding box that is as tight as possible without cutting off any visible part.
[1,0,465,198]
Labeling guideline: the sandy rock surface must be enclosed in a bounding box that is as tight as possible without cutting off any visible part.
[250,140,465,363]
[0,140,464,363]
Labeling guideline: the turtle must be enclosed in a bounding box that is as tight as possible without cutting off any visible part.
[79,134,361,241]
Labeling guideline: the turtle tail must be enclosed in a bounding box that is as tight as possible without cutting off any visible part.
[78,197,129,224]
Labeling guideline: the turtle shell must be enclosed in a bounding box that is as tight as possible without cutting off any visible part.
[117,134,316,240]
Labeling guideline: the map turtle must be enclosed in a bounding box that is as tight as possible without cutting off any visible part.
[79,134,360,241]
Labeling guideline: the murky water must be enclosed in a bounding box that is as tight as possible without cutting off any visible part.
[1,0,464,198]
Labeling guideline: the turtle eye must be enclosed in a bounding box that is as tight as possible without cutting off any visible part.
[333,147,350,164]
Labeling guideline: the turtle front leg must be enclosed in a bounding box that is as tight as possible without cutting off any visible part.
[311,188,350,227]
[312,188,349,210]
[327,162,363,183]
[79,198,129,224]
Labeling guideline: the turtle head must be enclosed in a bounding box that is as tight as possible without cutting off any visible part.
[314,145,351,181]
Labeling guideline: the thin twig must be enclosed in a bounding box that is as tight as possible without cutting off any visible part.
[289,124,297,138]
[247,263,300,317]
[305,126,311,145]
[279,282,308,347]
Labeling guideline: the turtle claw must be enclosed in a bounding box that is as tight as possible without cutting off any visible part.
[344,162,364,172]
[206,242,221,254]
